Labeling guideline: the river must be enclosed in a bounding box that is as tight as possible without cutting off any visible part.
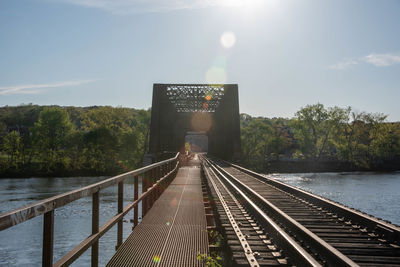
[0,176,142,267]
[270,171,400,225]
[1,172,399,266]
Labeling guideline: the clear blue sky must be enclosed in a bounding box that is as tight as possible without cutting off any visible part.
[1,0,399,120]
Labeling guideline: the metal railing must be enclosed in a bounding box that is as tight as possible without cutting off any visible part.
[0,153,180,267]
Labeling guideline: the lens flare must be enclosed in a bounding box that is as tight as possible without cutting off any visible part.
[170,197,177,207]
[220,31,236,48]
[203,102,209,109]
[206,67,227,84]
[205,95,212,101]
[153,255,161,264]
[191,112,213,132]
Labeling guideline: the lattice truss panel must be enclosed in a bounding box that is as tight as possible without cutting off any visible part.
[166,85,225,113]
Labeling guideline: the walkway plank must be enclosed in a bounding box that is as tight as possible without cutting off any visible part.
[107,160,208,267]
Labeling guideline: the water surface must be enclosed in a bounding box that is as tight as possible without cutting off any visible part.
[0,176,142,266]
[1,172,399,266]
[270,172,400,225]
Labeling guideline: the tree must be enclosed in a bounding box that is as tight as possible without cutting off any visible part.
[135,109,151,153]
[241,118,272,169]
[2,131,21,168]
[81,106,146,171]
[267,118,293,160]
[33,107,74,170]
[291,104,348,160]
[83,127,119,173]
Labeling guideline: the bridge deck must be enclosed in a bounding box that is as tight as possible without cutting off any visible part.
[107,157,208,267]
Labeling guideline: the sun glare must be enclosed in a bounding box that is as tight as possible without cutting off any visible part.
[220,31,236,48]
[220,0,280,16]
[221,0,269,8]
[222,0,246,7]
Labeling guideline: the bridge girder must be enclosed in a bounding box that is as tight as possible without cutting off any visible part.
[149,83,241,160]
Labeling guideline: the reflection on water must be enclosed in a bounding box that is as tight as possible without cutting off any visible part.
[269,172,400,225]
[0,176,142,266]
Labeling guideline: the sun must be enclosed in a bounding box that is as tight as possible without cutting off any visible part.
[220,0,279,11]
[222,0,246,7]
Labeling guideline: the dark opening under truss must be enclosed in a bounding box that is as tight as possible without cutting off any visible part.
[166,85,225,113]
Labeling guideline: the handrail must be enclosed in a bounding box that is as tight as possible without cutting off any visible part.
[0,153,178,230]
[0,152,180,267]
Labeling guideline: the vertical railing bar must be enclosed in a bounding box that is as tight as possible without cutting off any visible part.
[154,168,158,201]
[91,191,99,267]
[156,166,160,198]
[141,173,145,217]
[42,210,54,267]
[161,165,165,193]
[158,166,162,195]
[148,169,153,208]
[116,181,123,250]
[142,172,148,217]
[146,170,151,212]
[150,168,155,207]
[152,168,157,203]
[133,175,139,229]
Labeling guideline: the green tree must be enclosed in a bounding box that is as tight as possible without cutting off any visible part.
[241,118,272,169]
[81,106,133,133]
[2,131,21,168]
[0,121,6,136]
[267,118,293,160]
[135,109,151,153]
[291,104,348,160]
[83,127,119,173]
[336,111,391,167]
[18,129,34,165]
[33,107,74,171]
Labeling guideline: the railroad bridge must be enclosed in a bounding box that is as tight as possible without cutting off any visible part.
[1,84,400,267]
[149,84,241,160]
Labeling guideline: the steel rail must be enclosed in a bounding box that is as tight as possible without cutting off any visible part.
[202,157,323,267]
[203,162,261,267]
[206,157,358,267]
[225,160,400,244]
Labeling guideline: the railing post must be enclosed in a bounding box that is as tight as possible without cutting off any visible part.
[152,168,157,203]
[146,171,151,211]
[148,170,153,208]
[42,210,54,267]
[142,173,148,217]
[91,191,99,267]
[159,166,164,195]
[155,166,160,198]
[133,175,139,229]
[116,181,123,250]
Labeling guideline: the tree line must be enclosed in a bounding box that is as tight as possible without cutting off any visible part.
[241,103,400,170]
[0,105,150,176]
[1,103,399,176]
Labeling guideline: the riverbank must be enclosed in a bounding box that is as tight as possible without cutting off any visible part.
[0,166,124,178]
[264,159,400,173]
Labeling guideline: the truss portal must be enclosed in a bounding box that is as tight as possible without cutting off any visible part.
[149,84,241,160]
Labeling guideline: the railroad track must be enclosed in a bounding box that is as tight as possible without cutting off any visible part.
[201,156,400,267]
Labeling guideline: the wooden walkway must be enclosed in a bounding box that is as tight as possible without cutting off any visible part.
[107,156,208,266]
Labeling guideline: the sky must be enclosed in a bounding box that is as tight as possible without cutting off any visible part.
[0,0,399,120]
